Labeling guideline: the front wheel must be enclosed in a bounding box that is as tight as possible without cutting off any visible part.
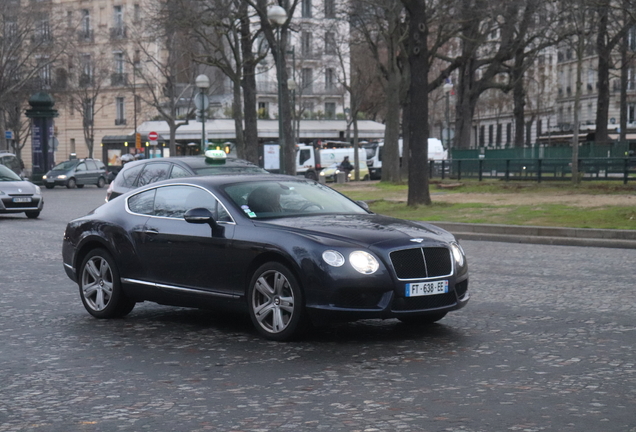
[248,262,306,341]
[66,178,77,189]
[45,184,54,189]
[25,211,40,219]
[79,249,135,318]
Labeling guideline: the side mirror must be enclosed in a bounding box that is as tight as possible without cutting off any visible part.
[184,207,214,224]
[184,207,225,236]
[356,200,371,212]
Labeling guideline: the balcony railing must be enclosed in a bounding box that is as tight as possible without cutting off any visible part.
[255,81,345,96]
[111,73,128,86]
[110,25,127,39]
[78,30,94,43]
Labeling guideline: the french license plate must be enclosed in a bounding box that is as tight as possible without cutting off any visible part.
[405,280,448,297]
[13,197,32,203]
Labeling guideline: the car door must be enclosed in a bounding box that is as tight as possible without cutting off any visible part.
[84,160,99,184]
[136,184,240,296]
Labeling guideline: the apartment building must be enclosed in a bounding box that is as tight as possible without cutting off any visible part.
[256,0,351,122]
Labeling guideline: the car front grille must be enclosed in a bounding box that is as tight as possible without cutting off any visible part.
[389,247,452,280]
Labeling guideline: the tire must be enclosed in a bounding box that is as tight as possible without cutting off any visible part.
[363,174,370,181]
[96,177,106,188]
[66,178,77,189]
[398,312,447,325]
[25,211,40,219]
[305,171,318,181]
[248,262,306,341]
[45,184,54,189]
[76,184,84,188]
[79,248,135,319]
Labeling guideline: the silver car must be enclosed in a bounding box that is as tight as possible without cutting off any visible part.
[0,165,43,219]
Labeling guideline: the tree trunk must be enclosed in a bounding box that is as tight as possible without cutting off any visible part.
[240,1,259,165]
[382,71,402,183]
[572,38,584,184]
[512,50,526,148]
[595,1,610,145]
[404,0,431,206]
[232,81,246,158]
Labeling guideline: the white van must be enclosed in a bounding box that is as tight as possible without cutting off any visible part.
[364,138,447,179]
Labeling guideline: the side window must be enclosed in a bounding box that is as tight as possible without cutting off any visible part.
[127,189,156,215]
[76,163,86,172]
[154,185,212,219]
[116,164,143,187]
[85,160,97,170]
[137,163,171,187]
[96,161,106,170]
[299,149,311,165]
[170,165,191,179]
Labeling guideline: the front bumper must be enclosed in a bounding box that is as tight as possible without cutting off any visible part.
[0,196,43,213]
[305,274,469,324]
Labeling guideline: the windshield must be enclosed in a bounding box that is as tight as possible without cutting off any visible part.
[223,179,369,219]
[51,160,78,171]
[0,164,22,181]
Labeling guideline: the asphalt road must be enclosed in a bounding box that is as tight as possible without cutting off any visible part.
[1,186,635,431]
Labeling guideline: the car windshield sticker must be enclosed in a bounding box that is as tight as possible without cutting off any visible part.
[247,212,257,218]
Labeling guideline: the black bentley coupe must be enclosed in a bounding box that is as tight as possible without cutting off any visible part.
[62,174,469,340]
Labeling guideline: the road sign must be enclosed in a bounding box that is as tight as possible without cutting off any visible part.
[135,132,141,148]
[5,131,13,140]
[148,131,158,141]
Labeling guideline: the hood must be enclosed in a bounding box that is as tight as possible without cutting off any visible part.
[256,214,453,247]
[0,180,40,195]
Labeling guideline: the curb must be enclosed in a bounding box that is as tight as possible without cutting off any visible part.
[430,222,636,249]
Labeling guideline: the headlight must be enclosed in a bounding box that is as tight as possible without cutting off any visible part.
[349,251,379,274]
[0,190,5,195]
[319,171,325,176]
[57,175,67,179]
[35,186,41,194]
[335,169,341,174]
[322,250,345,267]
[450,242,465,268]
[42,175,47,180]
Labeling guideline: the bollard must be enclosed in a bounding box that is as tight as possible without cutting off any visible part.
[336,172,346,183]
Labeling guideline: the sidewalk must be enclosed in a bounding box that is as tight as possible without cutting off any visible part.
[431,222,636,249]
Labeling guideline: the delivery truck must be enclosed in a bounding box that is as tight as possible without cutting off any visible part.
[363,138,447,180]
[262,143,367,180]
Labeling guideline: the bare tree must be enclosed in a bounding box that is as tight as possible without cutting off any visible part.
[58,48,112,158]
[121,1,204,156]
[176,0,267,163]
[0,0,68,153]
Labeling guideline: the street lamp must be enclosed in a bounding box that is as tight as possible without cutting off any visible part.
[195,74,210,154]
[443,80,453,157]
[268,5,287,173]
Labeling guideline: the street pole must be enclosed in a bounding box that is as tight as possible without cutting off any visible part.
[276,27,285,174]
[201,91,206,153]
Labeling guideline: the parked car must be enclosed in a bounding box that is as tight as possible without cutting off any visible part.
[0,152,24,177]
[0,164,43,218]
[62,174,469,341]
[43,158,109,189]
[319,161,370,182]
[105,150,268,201]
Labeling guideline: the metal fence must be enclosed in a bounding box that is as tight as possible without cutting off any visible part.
[429,157,636,184]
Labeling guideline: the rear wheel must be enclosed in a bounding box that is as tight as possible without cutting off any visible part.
[96,177,106,188]
[398,312,447,325]
[66,178,77,189]
[25,211,40,219]
[248,262,306,341]
[79,249,135,318]
[305,171,318,181]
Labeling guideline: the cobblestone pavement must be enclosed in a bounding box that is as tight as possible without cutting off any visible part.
[0,187,634,431]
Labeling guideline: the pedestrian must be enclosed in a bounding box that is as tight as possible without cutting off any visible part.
[338,156,353,181]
